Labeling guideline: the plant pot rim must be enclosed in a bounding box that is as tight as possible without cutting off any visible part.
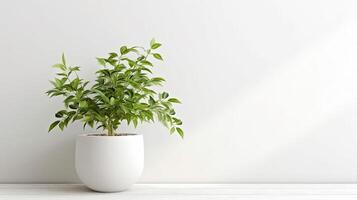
[78,133,142,137]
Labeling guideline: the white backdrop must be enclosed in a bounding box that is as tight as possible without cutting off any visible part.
[1,0,357,183]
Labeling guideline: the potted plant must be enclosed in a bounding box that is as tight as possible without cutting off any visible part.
[46,39,184,192]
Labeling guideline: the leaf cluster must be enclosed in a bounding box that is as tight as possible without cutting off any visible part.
[47,39,184,138]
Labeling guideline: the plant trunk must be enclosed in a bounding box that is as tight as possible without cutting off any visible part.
[107,125,114,136]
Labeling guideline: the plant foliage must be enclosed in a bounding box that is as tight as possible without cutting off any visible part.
[46,39,184,138]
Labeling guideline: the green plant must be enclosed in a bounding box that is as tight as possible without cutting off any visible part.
[46,39,184,138]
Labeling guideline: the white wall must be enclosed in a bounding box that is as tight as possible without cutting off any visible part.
[1,0,357,183]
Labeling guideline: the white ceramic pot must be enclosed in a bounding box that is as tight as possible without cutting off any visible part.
[75,134,144,192]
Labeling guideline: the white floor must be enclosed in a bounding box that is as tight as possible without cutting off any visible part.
[1,184,357,200]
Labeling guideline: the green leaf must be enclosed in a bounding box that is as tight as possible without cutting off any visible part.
[56,73,67,77]
[49,81,57,88]
[96,125,104,130]
[109,52,118,58]
[149,96,155,105]
[65,97,76,107]
[69,66,80,71]
[110,97,115,106]
[71,78,80,90]
[169,109,176,115]
[69,103,78,109]
[54,78,62,88]
[114,64,126,71]
[126,115,131,125]
[48,121,60,132]
[96,58,106,66]
[161,92,169,99]
[176,127,184,138]
[142,88,156,95]
[88,120,94,128]
[93,89,110,103]
[121,58,135,67]
[149,77,165,86]
[137,56,145,61]
[150,38,156,47]
[61,53,66,66]
[120,46,128,55]
[151,77,165,82]
[151,43,162,49]
[170,127,175,134]
[128,60,136,67]
[168,98,181,103]
[63,115,72,127]
[133,117,138,128]
[96,69,110,76]
[79,101,88,109]
[58,122,65,131]
[127,48,139,54]
[55,110,66,118]
[83,122,87,130]
[153,53,163,60]
[140,60,153,66]
[140,67,153,74]
[173,118,182,125]
[52,64,66,71]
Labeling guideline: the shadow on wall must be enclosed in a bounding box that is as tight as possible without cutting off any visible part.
[241,105,357,183]
[141,20,357,182]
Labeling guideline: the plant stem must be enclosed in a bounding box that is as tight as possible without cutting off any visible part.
[106,118,114,136]
[107,126,114,136]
